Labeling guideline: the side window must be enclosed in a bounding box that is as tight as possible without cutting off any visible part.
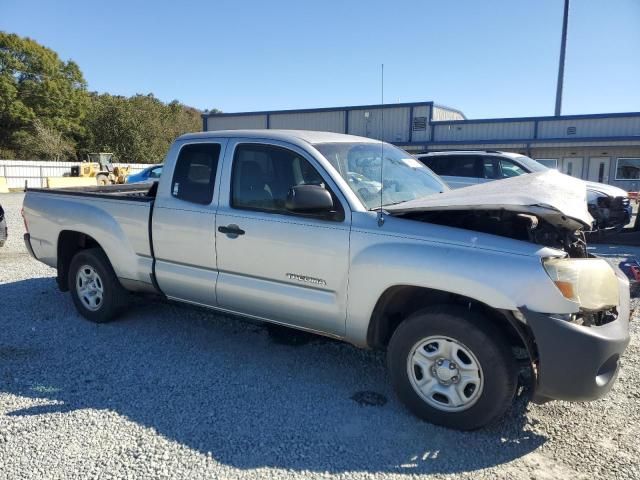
[535,158,558,169]
[482,158,500,179]
[498,159,527,178]
[149,166,163,179]
[445,156,479,178]
[420,157,442,174]
[231,144,329,214]
[171,143,221,205]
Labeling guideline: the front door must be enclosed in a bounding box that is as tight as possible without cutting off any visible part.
[587,157,611,183]
[151,140,227,306]
[215,140,350,337]
[560,157,584,179]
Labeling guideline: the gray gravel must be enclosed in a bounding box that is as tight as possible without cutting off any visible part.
[1,192,639,480]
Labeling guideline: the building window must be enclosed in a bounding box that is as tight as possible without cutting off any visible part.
[615,158,640,180]
[567,126,577,135]
[534,158,558,169]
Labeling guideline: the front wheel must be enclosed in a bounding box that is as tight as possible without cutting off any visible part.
[387,306,517,430]
[68,248,127,323]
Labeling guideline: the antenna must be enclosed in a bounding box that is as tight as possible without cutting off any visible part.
[377,64,385,227]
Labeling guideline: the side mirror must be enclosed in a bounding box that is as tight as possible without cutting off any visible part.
[286,185,334,213]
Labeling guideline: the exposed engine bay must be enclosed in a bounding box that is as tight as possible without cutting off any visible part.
[382,171,595,258]
[397,209,589,258]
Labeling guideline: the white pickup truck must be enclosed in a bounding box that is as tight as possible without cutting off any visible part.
[22,130,630,430]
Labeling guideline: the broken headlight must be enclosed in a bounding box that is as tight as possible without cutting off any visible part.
[542,258,619,311]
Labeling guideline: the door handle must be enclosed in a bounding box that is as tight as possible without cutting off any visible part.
[218,224,245,236]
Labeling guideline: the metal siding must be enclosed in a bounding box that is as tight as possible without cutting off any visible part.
[347,107,411,142]
[411,105,431,142]
[537,117,640,139]
[268,111,345,133]
[433,121,535,141]
[206,115,268,130]
[204,101,434,117]
[529,140,640,148]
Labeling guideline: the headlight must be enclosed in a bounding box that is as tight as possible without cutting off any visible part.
[542,258,619,311]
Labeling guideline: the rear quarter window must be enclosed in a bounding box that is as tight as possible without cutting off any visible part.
[171,143,221,205]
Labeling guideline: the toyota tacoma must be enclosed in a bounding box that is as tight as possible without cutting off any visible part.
[22,130,631,430]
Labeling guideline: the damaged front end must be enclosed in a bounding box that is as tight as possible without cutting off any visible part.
[397,209,589,258]
[385,170,630,404]
[385,170,594,258]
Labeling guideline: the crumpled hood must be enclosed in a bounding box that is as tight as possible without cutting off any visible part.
[386,170,594,230]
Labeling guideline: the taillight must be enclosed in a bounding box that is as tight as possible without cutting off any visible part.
[21,207,29,232]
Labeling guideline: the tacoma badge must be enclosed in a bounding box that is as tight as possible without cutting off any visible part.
[286,273,327,286]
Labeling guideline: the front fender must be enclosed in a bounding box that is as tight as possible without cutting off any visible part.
[345,227,576,347]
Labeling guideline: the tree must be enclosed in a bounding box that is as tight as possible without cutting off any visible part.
[82,93,202,163]
[0,32,89,158]
[15,118,75,161]
[1,32,207,162]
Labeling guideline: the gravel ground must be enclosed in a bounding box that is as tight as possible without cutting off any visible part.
[0,192,639,480]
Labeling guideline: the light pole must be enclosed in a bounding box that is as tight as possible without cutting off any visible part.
[555,0,570,116]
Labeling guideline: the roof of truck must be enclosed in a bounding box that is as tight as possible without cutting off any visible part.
[179,129,380,145]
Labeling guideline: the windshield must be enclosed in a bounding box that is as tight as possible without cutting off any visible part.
[514,155,549,173]
[315,142,447,209]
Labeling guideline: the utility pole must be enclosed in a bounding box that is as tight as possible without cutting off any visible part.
[555,0,570,116]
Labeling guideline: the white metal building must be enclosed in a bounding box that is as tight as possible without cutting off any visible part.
[202,102,640,190]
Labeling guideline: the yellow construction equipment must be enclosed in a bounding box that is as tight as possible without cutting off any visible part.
[70,153,130,185]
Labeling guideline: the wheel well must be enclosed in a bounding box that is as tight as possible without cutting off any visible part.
[56,231,101,292]
[367,285,533,356]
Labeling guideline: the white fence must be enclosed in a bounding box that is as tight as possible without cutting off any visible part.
[0,160,149,189]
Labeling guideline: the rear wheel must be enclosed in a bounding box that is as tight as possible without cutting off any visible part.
[68,248,127,322]
[96,174,109,185]
[387,306,517,430]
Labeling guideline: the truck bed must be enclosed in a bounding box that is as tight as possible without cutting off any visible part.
[24,182,156,289]
[26,182,156,202]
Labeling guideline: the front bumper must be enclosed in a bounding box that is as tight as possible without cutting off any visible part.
[522,273,631,404]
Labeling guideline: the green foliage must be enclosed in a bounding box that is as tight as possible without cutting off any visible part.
[0,32,207,162]
[0,31,89,158]
[82,93,202,163]
[16,118,76,161]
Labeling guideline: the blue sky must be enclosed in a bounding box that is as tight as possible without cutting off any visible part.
[2,0,639,118]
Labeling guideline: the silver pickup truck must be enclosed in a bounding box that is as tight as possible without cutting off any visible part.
[22,130,630,430]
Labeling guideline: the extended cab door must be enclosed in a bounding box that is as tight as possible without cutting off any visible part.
[214,139,350,337]
[151,139,227,306]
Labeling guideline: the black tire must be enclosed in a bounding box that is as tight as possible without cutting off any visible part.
[96,174,109,185]
[387,305,517,430]
[68,247,128,323]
